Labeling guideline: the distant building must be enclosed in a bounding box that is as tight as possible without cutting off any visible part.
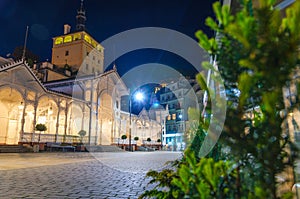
[158,76,203,151]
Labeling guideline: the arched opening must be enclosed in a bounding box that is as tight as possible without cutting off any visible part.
[24,104,34,133]
[99,93,113,145]
[67,103,83,136]
[36,96,58,135]
[0,87,24,144]
[58,110,65,135]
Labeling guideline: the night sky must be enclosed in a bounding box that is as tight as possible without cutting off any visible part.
[0,0,217,76]
[0,0,219,113]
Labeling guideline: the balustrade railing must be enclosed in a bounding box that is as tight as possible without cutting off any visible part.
[22,132,81,143]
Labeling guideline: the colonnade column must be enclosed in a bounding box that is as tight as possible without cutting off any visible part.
[20,99,27,143]
[55,105,60,143]
[99,119,103,145]
[110,117,114,144]
[95,102,99,145]
[63,103,68,143]
[31,99,38,143]
[81,105,85,132]
[88,80,94,146]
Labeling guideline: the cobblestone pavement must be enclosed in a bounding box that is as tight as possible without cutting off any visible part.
[0,151,182,199]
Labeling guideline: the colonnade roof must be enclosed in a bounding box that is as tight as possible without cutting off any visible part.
[0,59,72,99]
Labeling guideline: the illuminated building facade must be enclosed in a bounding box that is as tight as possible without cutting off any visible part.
[159,77,202,151]
[0,0,161,147]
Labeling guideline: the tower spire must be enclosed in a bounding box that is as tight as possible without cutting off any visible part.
[76,0,86,31]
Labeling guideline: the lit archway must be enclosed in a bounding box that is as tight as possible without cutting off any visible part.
[67,103,83,136]
[36,96,58,135]
[99,93,113,145]
[24,104,34,133]
[0,87,24,144]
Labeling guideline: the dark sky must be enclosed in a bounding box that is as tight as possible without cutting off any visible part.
[0,0,217,77]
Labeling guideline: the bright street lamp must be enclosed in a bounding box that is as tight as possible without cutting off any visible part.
[134,92,144,101]
[129,90,144,152]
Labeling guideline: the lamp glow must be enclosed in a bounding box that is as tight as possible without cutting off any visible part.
[134,92,144,101]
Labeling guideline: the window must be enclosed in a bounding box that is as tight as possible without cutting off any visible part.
[65,50,69,56]
[172,114,176,120]
[91,40,97,48]
[167,115,171,120]
[84,34,91,44]
[64,35,72,43]
[97,45,102,52]
[86,51,89,56]
[93,56,95,60]
[92,67,95,73]
[55,37,63,45]
[86,64,89,71]
[73,33,81,41]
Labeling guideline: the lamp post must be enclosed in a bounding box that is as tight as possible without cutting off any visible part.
[129,90,144,152]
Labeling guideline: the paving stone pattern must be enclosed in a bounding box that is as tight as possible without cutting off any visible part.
[0,152,181,199]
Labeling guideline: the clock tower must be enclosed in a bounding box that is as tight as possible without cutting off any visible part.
[51,0,104,75]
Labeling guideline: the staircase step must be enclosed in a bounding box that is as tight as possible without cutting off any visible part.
[85,145,123,152]
[0,145,33,153]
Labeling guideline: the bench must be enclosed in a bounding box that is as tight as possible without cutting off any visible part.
[46,142,75,152]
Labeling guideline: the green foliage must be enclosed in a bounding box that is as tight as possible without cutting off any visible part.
[78,130,86,144]
[134,136,139,141]
[140,1,300,199]
[189,127,206,159]
[281,191,294,199]
[157,139,161,143]
[172,149,236,199]
[78,130,86,137]
[147,137,151,142]
[121,134,127,140]
[195,1,300,198]
[138,166,182,199]
[35,123,47,132]
[140,149,236,199]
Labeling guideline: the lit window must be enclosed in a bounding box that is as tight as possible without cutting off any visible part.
[64,36,72,43]
[172,114,176,120]
[167,115,171,120]
[84,34,91,44]
[91,40,97,48]
[55,37,63,45]
[73,33,81,41]
[96,45,102,52]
